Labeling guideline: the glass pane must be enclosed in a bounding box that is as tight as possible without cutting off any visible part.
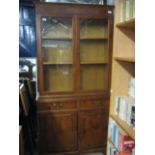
[80,65,108,90]
[80,19,109,91]
[43,65,73,92]
[42,40,73,64]
[42,17,72,39]
[80,40,108,64]
[41,17,73,92]
[80,19,108,39]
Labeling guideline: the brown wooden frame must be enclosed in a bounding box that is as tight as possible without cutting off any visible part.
[35,2,114,96]
[35,2,114,155]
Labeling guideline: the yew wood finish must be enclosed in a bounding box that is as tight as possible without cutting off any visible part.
[35,2,114,155]
[35,2,114,95]
[38,97,109,155]
[39,111,77,154]
[78,98,109,151]
[79,109,108,150]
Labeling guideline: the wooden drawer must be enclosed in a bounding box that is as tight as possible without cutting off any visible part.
[38,101,77,111]
[79,99,108,109]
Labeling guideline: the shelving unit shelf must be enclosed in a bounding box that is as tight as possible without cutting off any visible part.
[114,56,135,63]
[116,18,135,29]
[107,0,135,155]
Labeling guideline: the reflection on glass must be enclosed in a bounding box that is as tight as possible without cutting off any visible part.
[42,40,73,64]
[80,19,108,39]
[23,8,29,20]
[44,65,73,92]
[42,17,72,39]
[41,17,73,92]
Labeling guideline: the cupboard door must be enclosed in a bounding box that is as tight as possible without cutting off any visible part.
[78,109,108,151]
[41,17,74,92]
[80,19,109,91]
[39,111,77,154]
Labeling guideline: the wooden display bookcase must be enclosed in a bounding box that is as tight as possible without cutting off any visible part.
[35,2,114,155]
[107,0,135,154]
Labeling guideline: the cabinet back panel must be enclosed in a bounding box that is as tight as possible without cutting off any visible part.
[43,65,74,92]
[80,65,108,91]
[42,40,73,64]
[80,40,108,64]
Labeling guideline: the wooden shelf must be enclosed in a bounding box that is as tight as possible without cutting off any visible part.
[110,115,135,139]
[43,62,73,65]
[42,37,72,40]
[80,61,108,64]
[42,38,108,45]
[42,36,107,42]
[114,56,135,63]
[80,38,108,41]
[116,18,135,29]
[108,138,129,155]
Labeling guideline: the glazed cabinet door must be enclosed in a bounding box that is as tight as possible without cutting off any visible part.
[78,109,108,151]
[40,17,74,93]
[39,111,77,154]
[79,18,110,91]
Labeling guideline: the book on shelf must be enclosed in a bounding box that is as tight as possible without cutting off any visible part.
[130,105,135,128]
[120,0,126,22]
[120,134,135,154]
[128,77,135,98]
[114,96,135,128]
[129,0,134,18]
[130,0,135,18]
[133,0,135,18]
[107,141,119,155]
[126,0,130,21]
[126,0,135,20]
[132,148,135,155]
[108,118,116,144]
[108,118,126,149]
[120,0,135,22]
[108,118,135,155]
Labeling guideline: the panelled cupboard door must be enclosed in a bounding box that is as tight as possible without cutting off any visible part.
[39,111,77,154]
[78,109,108,151]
